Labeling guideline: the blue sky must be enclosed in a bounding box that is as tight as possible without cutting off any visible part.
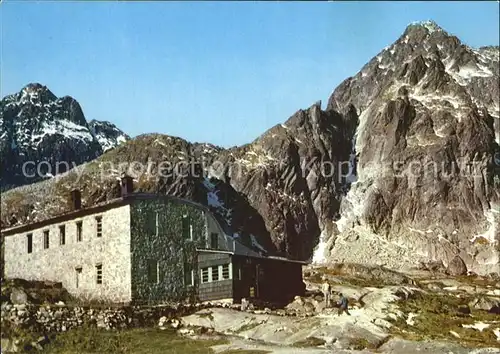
[1,1,499,147]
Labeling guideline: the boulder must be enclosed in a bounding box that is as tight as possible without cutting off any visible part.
[446,256,468,276]
[1,338,19,353]
[468,297,500,313]
[10,288,28,305]
[457,305,471,315]
[424,260,447,273]
[170,319,181,329]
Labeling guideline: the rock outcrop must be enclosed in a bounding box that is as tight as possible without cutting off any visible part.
[321,21,499,274]
[0,83,129,191]
[1,21,499,274]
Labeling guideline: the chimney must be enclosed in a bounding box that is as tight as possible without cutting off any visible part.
[70,189,82,210]
[120,175,134,196]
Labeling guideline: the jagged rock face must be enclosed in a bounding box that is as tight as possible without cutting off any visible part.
[210,103,355,258]
[1,22,499,274]
[324,21,500,275]
[88,120,130,152]
[0,134,276,255]
[0,84,129,191]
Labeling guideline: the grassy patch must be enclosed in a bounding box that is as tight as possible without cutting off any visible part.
[389,291,499,348]
[197,311,215,322]
[44,326,227,354]
[454,275,499,288]
[234,321,260,334]
[346,337,373,350]
[219,350,271,354]
[292,336,326,348]
[305,264,415,288]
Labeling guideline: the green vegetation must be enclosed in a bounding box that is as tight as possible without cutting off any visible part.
[234,320,261,334]
[305,263,415,288]
[44,326,227,354]
[390,291,499,348]
[346,337,374,350]
[292,336,326,348]
[197,311,215,322]
[219,350,271,354]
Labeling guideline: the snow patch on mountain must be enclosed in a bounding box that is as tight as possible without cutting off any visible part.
[88,120,129,152]
[235,149,276,169]
[1,83,129,190]
[204,177,233,226]
[31,120,95,146]
[471,206,500,245]
[312,230,329,264]
[408,20,444,34]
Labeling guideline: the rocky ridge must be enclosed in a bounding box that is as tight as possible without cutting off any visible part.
[1,21,499,273]
[319,20,500,274]
[88,119,129,152]
[0,83,129,191]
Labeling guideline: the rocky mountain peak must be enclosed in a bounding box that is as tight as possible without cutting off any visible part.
[405,20,446,35]
[88,120,130,152]
[1,22,499,276]
[18,83,57,105]
[1,84,129,191]
[323,21,499,274]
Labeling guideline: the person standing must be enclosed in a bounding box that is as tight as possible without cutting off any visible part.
[321,277,331,308]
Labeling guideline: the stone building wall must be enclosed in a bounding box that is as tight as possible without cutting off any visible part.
[130,199,207,303]
[3,205,132,303]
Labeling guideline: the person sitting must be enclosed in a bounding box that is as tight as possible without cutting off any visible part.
[337,293,350,315]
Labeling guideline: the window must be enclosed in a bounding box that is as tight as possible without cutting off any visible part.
[75,267,82,288]
[184,263,194,286]
[221,264,230,280]
[210,233,218,249]
[96,264,102,285]
[145,211,157,236]
[59,225,66,245]
[233,263,241,280]
[211,266,219,282]
[43,230,50,249]
[201,267,209,283]
[26,233,33,254]
[155,212,159,236]
[147,259,159,284]
[95,216,102,237]
[76,221,83,242]
[182,215,191,239]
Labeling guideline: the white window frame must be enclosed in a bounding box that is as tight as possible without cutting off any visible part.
[221,264,231,280]
[211,266,219,282]
[186,270,194,287]
[59,225,66,245]
[95,216,103,238]
[155,212,159,236]
[75,267,82,288]
[96,264,103,285]
[43,230,50,249]
[26,233,33,254]
[76,221,83,242]
[201,267,210,283]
